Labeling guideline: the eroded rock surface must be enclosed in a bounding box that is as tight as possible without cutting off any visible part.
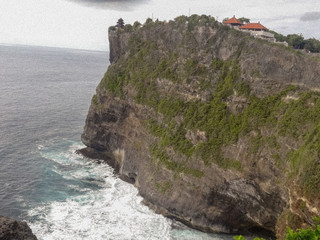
[81,16,320,239]
[0,216,37,240]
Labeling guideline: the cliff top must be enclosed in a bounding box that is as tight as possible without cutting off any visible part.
[107,14,320,98]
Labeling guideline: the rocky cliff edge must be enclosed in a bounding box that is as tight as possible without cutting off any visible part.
[80,15,320,239]
[0,216,37,240]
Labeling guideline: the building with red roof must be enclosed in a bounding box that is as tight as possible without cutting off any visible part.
[223,16,243,27]
[239,22,269,31]
[239,22,275,42]
[223,16,288,45]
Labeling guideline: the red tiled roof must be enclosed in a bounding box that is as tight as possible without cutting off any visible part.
[239,23,269,31]
[223,16,242,25]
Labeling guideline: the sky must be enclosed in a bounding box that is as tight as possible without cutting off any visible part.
[0,0,319,51]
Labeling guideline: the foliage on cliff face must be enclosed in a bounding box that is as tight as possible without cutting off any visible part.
[285,217,320,240]
[235,217,320,240]
[99,15,320,201]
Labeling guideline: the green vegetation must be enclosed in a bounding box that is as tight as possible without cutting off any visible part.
[234,236,265,240]
[249,133,280,154]
[270,31,320,52]
[186,14,215,31]
[184,58,208,77]
[91,94,98,106]
[153,54,179,82]
[133,21,141,29]
[289,124,320,197]
[287,34,305,49]
[155,181,172,193]
[304,38,320,53]
[211,58,224,71]
[286,216,320,240]
[235,217,320,240]
[238,17,250,24]
[278,92,320,138]
[145,18,153,25]
[100,61,126,98]
[116,18,125,29]
[150,145,204,178]
[124,24,133,32]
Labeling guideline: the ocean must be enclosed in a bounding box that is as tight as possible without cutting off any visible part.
[0,44,233,240]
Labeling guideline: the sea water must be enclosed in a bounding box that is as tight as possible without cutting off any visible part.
[0,45,233,240]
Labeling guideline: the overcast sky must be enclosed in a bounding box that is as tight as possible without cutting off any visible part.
[0,0,319,50]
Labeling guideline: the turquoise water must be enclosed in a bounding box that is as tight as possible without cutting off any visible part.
[0,45,234,240]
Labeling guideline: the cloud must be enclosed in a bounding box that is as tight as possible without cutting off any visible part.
[300,12,320,21]
[68,0,148,10]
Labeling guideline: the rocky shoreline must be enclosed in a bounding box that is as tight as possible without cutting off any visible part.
[0,215,37,240]
[78,147,276,239]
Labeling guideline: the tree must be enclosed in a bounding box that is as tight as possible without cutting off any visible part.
[269,30,287,42]
[174,15,188,25]
[116,18,124,29]
[238,17,250,24]
[124,24,133,32]
[133,21,141,29]
[223,17,229,22]
[145,18,153,24]
[304,38,320,53]
[287,34,305,49]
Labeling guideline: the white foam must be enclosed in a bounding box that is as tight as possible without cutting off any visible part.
[30,140,170,239]
[37,144,45,150]
[30,140,231,240]
[38,141,84,167]
[28,177,172,240]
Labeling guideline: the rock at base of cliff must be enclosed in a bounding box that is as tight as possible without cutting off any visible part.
[0,216,37,240]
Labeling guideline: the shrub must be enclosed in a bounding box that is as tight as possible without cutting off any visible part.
[286,222,320,240]
[91,94,98,105]
[133,21,141,29]
[124,24,133,32]
[174,15,188,25]
[212,58,224,71]
[145,18,153,24]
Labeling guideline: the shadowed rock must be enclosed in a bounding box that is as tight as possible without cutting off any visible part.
[0,216,37,240]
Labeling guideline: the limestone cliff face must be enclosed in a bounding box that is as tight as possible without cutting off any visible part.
[81,16,320,239]
[0,216,37,240]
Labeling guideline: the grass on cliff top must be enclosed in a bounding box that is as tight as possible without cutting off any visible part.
[100,19,320,195]
[109,14,217,33]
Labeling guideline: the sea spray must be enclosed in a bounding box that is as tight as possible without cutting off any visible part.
[28,141,172,240]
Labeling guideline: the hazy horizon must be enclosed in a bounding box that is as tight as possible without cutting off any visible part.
[0,42,109,52]
[1,0,319,50]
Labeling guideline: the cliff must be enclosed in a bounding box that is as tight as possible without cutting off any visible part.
[0,216,37,240]
[80,15,320,239]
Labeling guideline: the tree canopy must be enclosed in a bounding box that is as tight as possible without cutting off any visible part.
[304,38,320,53]
[270,31,320,53]
[238,17,250,24]
[116,18,125,29]
[287,34,305,49]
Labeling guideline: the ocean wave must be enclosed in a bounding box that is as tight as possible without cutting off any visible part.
[29,139,233,240]
[29,140,171,239]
